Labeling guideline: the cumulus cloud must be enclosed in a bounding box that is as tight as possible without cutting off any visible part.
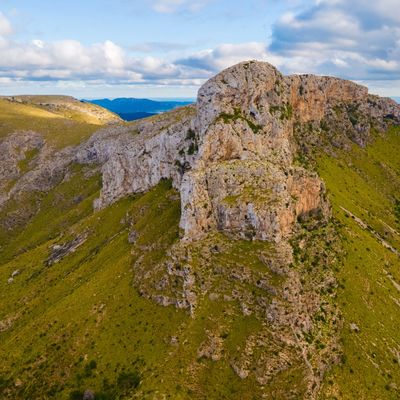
[177,42,283,72]
[269,0,400,80]
[0,39,129,79]
[0,34,209,87]
[0,14,281,89]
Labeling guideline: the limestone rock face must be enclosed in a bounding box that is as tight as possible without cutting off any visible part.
[1,61,399,244]
[0,131,44,206]
[177,61,398,241]
[180,62,329,241]
[75,106,197,209]
[180,162,328,242]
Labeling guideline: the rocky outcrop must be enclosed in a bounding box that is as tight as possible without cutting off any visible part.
[1,61,399,244]
[45,233,88,266]
[177,62,398,242]
[0,131,44,205]
[179,162,328,242]
[75,106,197,209]
[75,61,399,243]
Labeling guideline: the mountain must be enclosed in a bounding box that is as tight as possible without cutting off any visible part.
[0,61,399,400]
[85,98,193,121]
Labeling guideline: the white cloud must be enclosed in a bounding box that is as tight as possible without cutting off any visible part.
[103,40,125,70]
[32,39,45,49]
[269,0,400,82]
[0,12,12,36]
[177,42,284,72]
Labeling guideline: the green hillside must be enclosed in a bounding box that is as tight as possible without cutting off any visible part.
[0,174,185,399]
[319,126,400,399]
[0,96,120,148]
[0,173,306,400]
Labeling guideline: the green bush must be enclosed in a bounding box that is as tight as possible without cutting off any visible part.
[88,360,97,370]
[186,129,196,140]
[69,390,84,400]
[117,371,141,391]
[94,391,114,400]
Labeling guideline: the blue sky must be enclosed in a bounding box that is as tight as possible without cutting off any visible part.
[0,0,399,98]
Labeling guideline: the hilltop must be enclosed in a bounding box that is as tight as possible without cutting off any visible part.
[2,95,121,125]
[0,61,399,400]
[0,95,121,148]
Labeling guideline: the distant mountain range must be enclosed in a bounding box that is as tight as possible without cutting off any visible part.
[84,97,194,121]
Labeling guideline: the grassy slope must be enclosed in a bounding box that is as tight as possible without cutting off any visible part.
[0,170,289,399]
[132,229,308,400]
[319,126,400,399]
[7,96,121,125]
[0,174,186,399]
[0,97,119,148]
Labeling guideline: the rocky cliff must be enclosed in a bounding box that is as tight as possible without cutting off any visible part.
[2,61,399,244]
[61,62,399,242]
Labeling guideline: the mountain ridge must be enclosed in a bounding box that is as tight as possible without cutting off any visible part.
[0,61,399,399]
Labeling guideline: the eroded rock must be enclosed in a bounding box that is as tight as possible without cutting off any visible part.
[45,233,88,266]
[2,61,398,245]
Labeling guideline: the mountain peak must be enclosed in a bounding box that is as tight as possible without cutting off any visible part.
[75,63,400,244]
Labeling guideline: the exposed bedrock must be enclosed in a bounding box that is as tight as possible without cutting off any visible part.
[2,61,399,242]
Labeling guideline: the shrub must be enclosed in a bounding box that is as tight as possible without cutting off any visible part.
[186,129,196,140]
[117,371,141,391]
[94,391,114,400]
[187,143,198,155]
[69,390,84,400]
[88,360,97,370]
[219,108,262,133]
[84,360,97,377]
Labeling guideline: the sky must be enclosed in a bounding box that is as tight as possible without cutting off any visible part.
[0,0,399,99]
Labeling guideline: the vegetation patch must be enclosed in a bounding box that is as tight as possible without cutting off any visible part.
[219,108,262,134]
[269,103,293,121]
[17,148,40,174]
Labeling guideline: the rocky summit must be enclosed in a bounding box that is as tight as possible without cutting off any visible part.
[0,62,399,400]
